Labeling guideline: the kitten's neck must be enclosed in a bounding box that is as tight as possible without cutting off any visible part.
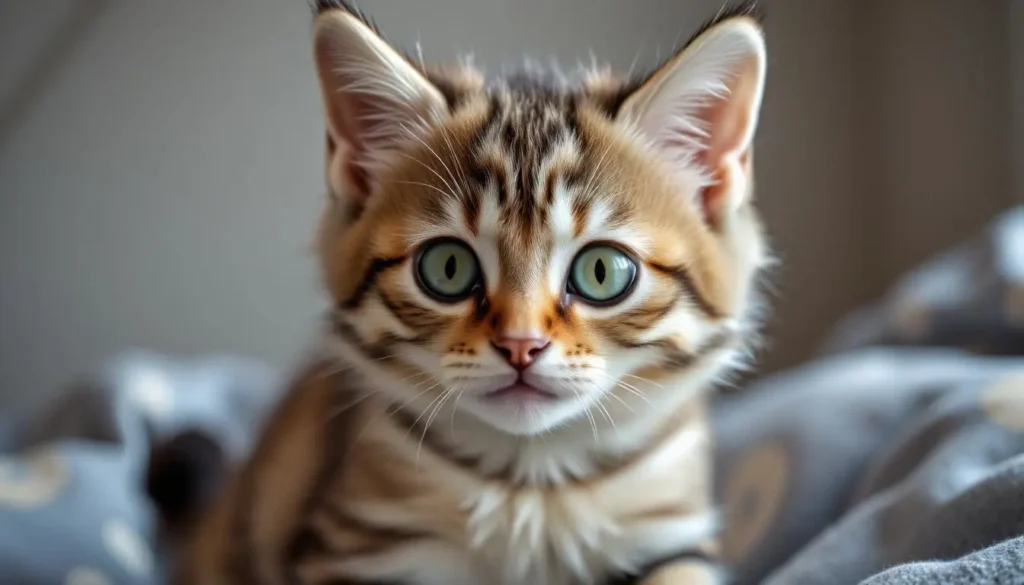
[390,385,710,486]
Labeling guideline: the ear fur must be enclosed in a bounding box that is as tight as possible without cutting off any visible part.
[312,4,448,204]
[618,12,766,228]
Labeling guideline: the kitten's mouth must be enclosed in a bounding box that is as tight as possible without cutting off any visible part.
[485,380,558,401]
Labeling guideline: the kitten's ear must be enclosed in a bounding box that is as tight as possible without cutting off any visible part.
[618,15,765,228]
[313,6,447,203]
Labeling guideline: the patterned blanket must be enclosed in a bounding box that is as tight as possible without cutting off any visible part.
[0,207,1022,585]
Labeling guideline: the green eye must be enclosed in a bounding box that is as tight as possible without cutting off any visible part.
[569,245,637,304]
[416,240,480,300]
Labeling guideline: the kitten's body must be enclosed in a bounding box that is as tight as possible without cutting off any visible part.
[181,363,718,585]
[177,3,769,584]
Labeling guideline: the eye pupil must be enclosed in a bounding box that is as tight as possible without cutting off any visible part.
[569,245,637,305]
[416,239,480,302]
[594,258,606,284]
[444,255,457,280]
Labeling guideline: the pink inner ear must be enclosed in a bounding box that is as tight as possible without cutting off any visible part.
[333,93,373,197]
[323,71,382,197]
[697,94,752,171]
[315,35,369,199]
[690,58,761,228]
[325,127,370,198]
[313,12,451,206]
[693,98,746,228]
[696,56,760,172]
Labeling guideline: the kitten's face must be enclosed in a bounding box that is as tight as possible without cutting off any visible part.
[313,3,768,436]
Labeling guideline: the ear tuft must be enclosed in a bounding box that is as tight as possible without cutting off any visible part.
[313,7,447,204]
[618,14,766,228]
[311,1,383,38]
[682,1,764,48]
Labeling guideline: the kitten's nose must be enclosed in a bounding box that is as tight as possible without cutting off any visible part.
[491,336,551,371]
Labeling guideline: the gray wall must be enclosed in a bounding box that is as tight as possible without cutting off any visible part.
[0,0,1019,409]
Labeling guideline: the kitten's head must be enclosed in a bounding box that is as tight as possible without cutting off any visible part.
[313,1,769,437]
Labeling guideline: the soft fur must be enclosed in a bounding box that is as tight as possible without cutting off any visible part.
[176,2,769,584]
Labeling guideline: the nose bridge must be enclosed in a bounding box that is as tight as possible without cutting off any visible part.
[493,225,551,336]
[489,292,552,370]
[492,293,544,337]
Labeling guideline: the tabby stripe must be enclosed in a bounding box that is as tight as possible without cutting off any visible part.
[314,502,428,555]
[554,296,572,323]
[230,362,340,585]
[565,96,582,142]
[467,95,503,185]
[607,328,734,374]
[472,292,491,323]
[342,256,406,309]
[284,384,358,584]
[660,329,735,373]
[605,550,719,585]
[617,301,678,331]
[647,263,723,319]
[543,165,559,208]
[570,193,590,239]
[514,169,534,225]
[473,94,502,150]
[375,290,442,334]
[388,406,489,474]
[385,383,712,487]
[331,312,424,360]
[462,188,480,236]
[230,451,259,584]
[427,74,466,113]
[492,163,509,207]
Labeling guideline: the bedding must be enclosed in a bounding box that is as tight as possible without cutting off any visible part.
[0,206,1021,585]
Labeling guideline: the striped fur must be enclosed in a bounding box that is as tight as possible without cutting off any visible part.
[178,3,769,585]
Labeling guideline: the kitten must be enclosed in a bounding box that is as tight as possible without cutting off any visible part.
[176,2,769,584]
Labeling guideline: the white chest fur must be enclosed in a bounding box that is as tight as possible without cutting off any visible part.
[330,415,717,585]
[459,469,718,585]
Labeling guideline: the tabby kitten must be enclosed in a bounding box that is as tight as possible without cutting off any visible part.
[177,2,768,584]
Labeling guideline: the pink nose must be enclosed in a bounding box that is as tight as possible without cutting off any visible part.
[491,337,551,370]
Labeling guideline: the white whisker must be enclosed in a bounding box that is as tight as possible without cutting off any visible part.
[438,123,473,194]
[327,389,376,421]
[415,386,455,468]
[602,389,635,413]
[448,387,466,437]
[553,378,599,442]
[592,398,618,433]
[404,383,445,437]
[393,150,458,197]
[399,123,464,198]
[618,372,664,388]
[391,179,457,200]
[591,371,652,405]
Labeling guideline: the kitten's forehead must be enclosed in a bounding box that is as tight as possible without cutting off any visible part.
[475,81,579,195]
[462,81,588,293]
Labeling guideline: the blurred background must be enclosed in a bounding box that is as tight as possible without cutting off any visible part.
[1,0,1022,410]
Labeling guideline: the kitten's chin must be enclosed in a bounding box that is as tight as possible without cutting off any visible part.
[459,391,595,436]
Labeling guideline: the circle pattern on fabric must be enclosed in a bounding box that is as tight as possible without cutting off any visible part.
[0,448,69,509]
[1005,285,1024,325]
[892,298,931,340]
[65,567,112,585]
[720,441,790,563]
[981,373,1024,432]
[129,367,173,418]
[103,519,154,577]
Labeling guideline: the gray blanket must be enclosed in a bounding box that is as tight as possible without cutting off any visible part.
[0,206,1022,585]
[715,349,1024,585]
